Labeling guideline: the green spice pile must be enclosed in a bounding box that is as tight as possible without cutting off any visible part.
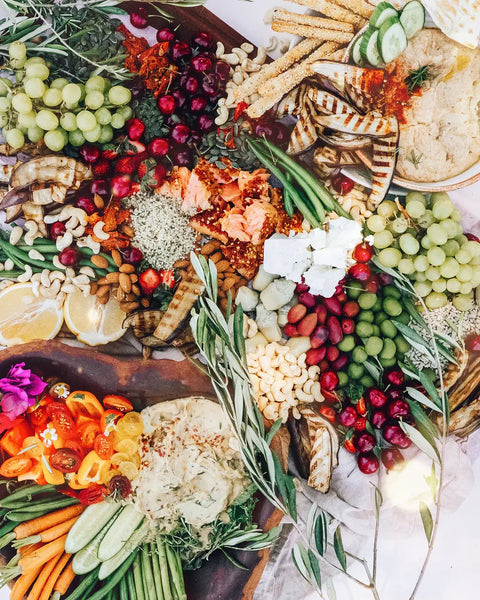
[125,191,197,270]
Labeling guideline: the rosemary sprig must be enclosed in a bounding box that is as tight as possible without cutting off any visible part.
[405,65,432,94]
[405,148,424,169]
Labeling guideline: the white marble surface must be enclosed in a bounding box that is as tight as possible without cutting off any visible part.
[1,2,480,599]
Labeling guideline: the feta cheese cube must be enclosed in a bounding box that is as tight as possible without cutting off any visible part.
[312,247,347,269]
[327,217,362,249]
[263,234,311,277]
[303,265,344,298]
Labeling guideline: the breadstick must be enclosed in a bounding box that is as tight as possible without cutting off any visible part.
[272,21,354,44]
[327,0,374,19]
[247,42,339,119]
[286,0,366,27]
[273,9,354,32]
[233,38,322,102]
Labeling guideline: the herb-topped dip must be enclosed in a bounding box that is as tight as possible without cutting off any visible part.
[133,397,249,535]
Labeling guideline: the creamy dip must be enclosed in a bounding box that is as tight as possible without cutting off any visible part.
[394,28,480,182]
[133,397,248,535]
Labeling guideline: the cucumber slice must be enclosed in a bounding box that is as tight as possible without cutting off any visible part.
[400,0,425,39]
[351,35,363,65]
[370,1,399,29]
[378,17,408,64]
[360,28,382,67]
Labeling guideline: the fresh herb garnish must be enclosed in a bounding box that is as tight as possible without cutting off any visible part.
[406,148,424,169]
[405,65,432,94]
[133,93,169,142]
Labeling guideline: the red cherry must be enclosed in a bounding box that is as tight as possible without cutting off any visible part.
[384,368,404,387]
[127,118,146,141]
[201,73,220,96]
[130,7,148,28]
[378,272,393,286]
[353,243,374,263]
[354,432,376,453]
[338,406,357,427]
[215,60,230,81]
[192,31,214,49]
[50,221,66,240]
[123,247,143,265]
[326,345,339,362]
[365,274,380,294]
[382,421,412,448]
[358,452,379,474]
[75,195,96,215]
[387,399,410,419]
[171,124,191,145]
[387,386,404,402]
[80,145,100,164]
[365,388,388,408]
[372,410,387,429]
[184,76,199,94]
[111,175,132,199]
[58,247,79,267]
[320,371,339,391]
[170,41,192,62]
[156,28,175,42]
[330,353,348,371]
[349,263,371,281]
[190,55,213,73]
[170,148,192,167]
[190,95,208,112]
[90,179,109,198]
[336,291,348,303]
[197,114,215,133]
[148,138,169,158]
[331,174,354,196]
[467,334,480,352]
[157,95,176,116]
[465,232,480,243]
[354,416,367,431]
[381,448,405,472]
[172,89,186,109]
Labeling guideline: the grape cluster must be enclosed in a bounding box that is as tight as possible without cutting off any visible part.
[367,192,480,311]
[0,41,133,152]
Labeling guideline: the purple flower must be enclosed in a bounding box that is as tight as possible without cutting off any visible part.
[0,363,47,420]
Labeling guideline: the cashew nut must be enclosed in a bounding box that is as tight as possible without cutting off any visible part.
[52,255,66,270]
[72,274,90,286]
[232,48,248,61]
[253,47,267,65]
[214,105,229,126]
[311,382,322,401]
[240,42,254,54]
[77,235,100,254]
[292,407,301,420]
[56,231,73,252]
[41,269,51,288]
[216,42,225,58]
[263,403,279,421]
[31,280,40,296]
[9,226,23,246]
[4,258,14,271]
[49,270,65,281]
[24,221,39,245]
[296,389,314,403]
[257,395,268,412]
[221,53,240,65]
[61,283,76,294]
[303,379,314,395]
[71,225,85,238]
[241,58,262,72]
[28,249,45,262]
[18,264,33,282]
[293,370,308,387]
[79,266,95,279]
[93,221,109,241]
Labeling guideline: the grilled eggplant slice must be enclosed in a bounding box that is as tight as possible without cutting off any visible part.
[0,187,31,210]
[287,104,319,155]
[11,156,92,189]
[368,118,399,208]
[277,85,307,117]
[316,129,372,150]
[307,87,358,116]
[288,416,311,480]
[315,112,397,137]
[31,184,68,206]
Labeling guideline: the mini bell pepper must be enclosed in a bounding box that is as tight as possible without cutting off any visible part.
[77,450,111,486]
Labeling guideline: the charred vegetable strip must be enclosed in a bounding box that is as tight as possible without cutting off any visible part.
[315,112,397,137]
[287,113,318,155]
[306,87,358,116]
[368,126,399,207]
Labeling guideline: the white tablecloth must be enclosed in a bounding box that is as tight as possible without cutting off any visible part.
[1,2,480,599]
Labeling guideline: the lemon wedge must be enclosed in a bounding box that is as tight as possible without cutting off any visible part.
[0,282,63,347]
[63,289,126,346]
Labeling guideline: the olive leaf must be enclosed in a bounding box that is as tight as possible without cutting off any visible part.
[406,386,442,413]
[400,421,440,463]
[419,501,433,543]
[333,526,347,571]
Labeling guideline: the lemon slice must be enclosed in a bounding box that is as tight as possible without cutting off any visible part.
[63,289,126,346]
[0,282,63,347]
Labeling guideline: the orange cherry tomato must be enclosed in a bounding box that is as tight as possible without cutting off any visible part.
[28,405,50,429]
[100,410,122,436]
[344,438,357,454]
[94,434,114,460]
[78,420,102,450]
[64,439,87,459]
[319,406,336,423]
[0,455,33,477]
[0,419,34,456]
[102,395,133,414]
[66,391,104,421]
[356,397,367,416]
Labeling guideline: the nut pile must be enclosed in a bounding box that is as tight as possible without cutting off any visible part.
[247,341,322,423]
[90,250,146,312]
[215,41,267,124]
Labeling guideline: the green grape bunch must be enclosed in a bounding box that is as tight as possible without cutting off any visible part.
[366,191,480,312]
[0,42,133,153]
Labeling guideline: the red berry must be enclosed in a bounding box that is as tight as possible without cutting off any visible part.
[125,140,146,155]
[353,243,374,263]
[90,179,109,198]
[384,368,404,387]
[297,313,318,337]
[156,28,175,42]
[358,452,379,474]
[343,301,360,318]
[148,138,169,158]
[381,448,405,472]
[320,371,339,391]
[298,292,315,308]
[341,318,355,334]
[465,232,480,243]
[170,41,192,63]
[123,247,143,265]
[354,416,367,431]
[75,195,96,215]
[184,76,199,94]
[354,432,375,452]
[93,159,110,177]
[152,164,166,186]
[193,31,214,49]
[338,406,357,427]
[349,263,371,281]
[197,114,215,133]
[378,273,393,286]
[127,118,146,141]
[372,410,387,429]
[190,95,208,112]
[50,221,66,240]
[111,175,132,199]
[80,145,100,163]
[331,174,354,196]
[382,421,411,448]
[283,323,299,338]
[387,386,404,402]
[365,388,387,408]
[190,55,213,73]
[344,438,357,453]
[130,7,148,28]
[336,291,347,303]
[138,268,162,295]
[115,155,143,175]
[157,95,176,115]
[296,282,309,293]
[320,406,336,423]
[58,247,79,267]
[171,124,191,145]
[365,275,380,294]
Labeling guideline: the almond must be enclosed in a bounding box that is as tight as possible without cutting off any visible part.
[93,193,104,209]
[91,255,109,269]
[173,259,190,268]
[119,272,132,293]
[131,284,141,296]
[223,277,237,291]
[216,259,230,272]
[96,277,109,285]
[96,285,110,299]
[141,298,150,308]
[97,293,109,305]
[89,283,98,295]
[210,251,223,263]
[201,241,220,255]
[119,264,135,274]
[121,301,139,312]
[111,249,122,267]
[120,224,134,237]
[106,272,120,283]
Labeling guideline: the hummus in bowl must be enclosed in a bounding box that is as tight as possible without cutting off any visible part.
[394,28,480,183]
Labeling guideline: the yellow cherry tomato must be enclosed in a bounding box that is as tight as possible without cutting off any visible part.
[118,461,138,480]
[114,438,138,456]
[116,412,143,437]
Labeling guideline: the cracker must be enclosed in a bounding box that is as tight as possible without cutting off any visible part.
[271,20,354,44]
[286,0,366,27]
[273,8,354,32]
[327,0,374,19]
[233,37,321,102]
[248,41,339,119]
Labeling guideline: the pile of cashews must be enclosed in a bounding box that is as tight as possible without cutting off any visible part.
[247,341,322,423]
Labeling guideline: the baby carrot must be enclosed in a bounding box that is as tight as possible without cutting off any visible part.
[53,559,76,595]
[19,535,68,573]
[26,552,62,600]
[38,553,71,600]
[14,505,84,540]
[9,563,42,600]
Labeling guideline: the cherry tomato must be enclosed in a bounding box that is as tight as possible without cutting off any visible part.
[64,439,87,459]
[100,410,122,435]
[50,448,82,473]
[319,406,336,423]
[59,487,79,499]
[354,417,367,431]
[66,391,104,421]
[78,484,107,505]
[0,455,33,477]
[102,395,133,414]
[94,434,114,460]
[78,420,101,450]
[344,438,357,454]
[50,410,76,439]
[356,397,367,416]
[108,475,132,498]
[28,405,50,429]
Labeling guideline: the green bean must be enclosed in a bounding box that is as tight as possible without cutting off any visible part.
[0,239,57,270]
[157,540,173,600]
[127,568,138,600]
[151,542,164,600]
[119,575,128,600]
[132,553,146,600]
[6,498,78,521]
[64,567,100,600]
[89,551,137,600]
[141,546,156,600]
[165,544,186,600]
[0,483,58,507]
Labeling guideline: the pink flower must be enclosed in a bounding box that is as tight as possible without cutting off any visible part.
[0,362,47,420]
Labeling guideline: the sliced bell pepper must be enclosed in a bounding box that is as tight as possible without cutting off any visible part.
[77,450,111,486]
[66,473,89,490]
[40,456,65,485]
[66,391,104,421]
[0,419,34,456]
[17,459,44,484]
